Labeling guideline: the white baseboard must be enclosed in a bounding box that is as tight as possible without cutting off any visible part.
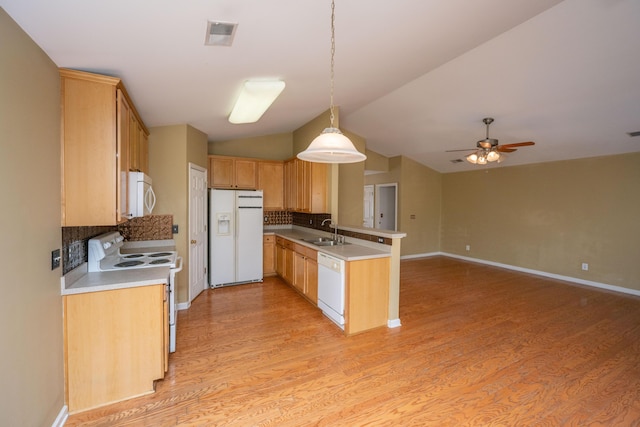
[400,252,441,260]
[405,251,640,297]
[52,405,68,427]
[176,302,191,311]
[387,318,402,328]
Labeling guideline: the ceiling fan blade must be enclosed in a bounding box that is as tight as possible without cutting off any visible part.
[445,148,476,152]
[500,141,535,148]
[497,146,517,153]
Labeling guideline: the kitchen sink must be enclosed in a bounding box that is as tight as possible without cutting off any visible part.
[303,237,348,247]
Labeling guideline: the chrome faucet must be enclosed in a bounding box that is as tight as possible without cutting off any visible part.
[321,218,339,242]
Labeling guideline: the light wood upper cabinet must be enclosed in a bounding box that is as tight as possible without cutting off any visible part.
[284,158,327,213]
[258,161,284,210]
[208,155,326,212]
[60,68,148,226]
[129,114,149,174]
[209,155,257,189]
[117,91,131,220]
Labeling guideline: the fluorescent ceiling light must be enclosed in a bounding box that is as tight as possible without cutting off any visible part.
[228,80,286,124]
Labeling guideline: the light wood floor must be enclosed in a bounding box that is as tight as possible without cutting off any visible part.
[66,256,640,426]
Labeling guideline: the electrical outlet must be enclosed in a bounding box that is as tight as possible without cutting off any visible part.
[465,245,470,251]
[264,216,268,222]
[172,224,179,234]
[581,263,589,271]
[378,237,384,243]
[51,249,61,270]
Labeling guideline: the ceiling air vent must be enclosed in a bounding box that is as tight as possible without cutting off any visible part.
[205,21,238,46]
[628,131,640,137]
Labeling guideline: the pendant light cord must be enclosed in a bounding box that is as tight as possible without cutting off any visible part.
[329,0,336,128]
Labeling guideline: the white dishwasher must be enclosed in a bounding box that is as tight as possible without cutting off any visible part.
[317,252,346,329]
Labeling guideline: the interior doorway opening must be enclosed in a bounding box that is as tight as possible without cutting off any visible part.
[363,183,398,231]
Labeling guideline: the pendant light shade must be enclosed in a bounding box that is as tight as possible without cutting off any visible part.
[297,0,366,164]
[297,127,366,163]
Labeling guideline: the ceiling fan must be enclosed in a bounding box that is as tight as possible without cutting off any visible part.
[447,117,535,164]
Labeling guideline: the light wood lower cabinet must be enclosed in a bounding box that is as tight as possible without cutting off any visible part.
[263,234,276,276]
[275,237,285,278]
[283,240,295,285]
[277,237,318,304]
[345,257,390,335]
[63,284,167,413]
[304,249,318,304]
[274,236,389,334]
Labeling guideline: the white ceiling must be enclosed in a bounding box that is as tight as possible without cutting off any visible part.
[2,0,639,173]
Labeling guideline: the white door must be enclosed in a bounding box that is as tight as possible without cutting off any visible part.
[189,163,208,303]
[363,185,374,228]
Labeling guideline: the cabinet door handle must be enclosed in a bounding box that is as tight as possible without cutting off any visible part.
[191,239,197,244]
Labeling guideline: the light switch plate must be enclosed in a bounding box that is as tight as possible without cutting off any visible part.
[51,249,61,270]
[172,224,179,234]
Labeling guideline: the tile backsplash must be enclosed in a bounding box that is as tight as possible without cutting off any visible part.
[62,214,174,274]
[263,210,292,226]
[118,215,173,241]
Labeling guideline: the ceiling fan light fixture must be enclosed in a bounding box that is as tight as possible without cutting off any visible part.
[297,0,366,164]
[466,152,479,164]
[228,80,286,124]
[486,150,500,162]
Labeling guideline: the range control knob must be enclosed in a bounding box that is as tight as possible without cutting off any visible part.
[103,242,112,250]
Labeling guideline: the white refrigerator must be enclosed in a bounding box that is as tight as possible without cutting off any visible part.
[209,189,263,287]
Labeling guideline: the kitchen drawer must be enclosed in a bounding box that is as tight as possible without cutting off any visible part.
[303,246,318,260]
[284,239,295,251]
[264,234,275,244]
[276,236,285,246]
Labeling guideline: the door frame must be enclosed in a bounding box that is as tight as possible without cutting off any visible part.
[375,183,398,231]
[188,162,208,304]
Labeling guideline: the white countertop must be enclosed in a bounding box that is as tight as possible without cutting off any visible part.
[271,229,391,261]
[61,265,170,296]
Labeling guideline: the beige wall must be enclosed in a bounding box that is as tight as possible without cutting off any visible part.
[364,149,389,173]
[338,129,366,226]
[149,124,208,303]
[399,156,442,254]
[365,155,442,255]
[0,8,65,425]
[209,132,293,160]
[441,153,640,290]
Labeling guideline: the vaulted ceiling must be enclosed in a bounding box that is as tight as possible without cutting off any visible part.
[2,0,639,172]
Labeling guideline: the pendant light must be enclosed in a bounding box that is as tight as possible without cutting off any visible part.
[297,0,366,164]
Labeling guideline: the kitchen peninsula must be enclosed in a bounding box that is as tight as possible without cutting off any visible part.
[265,224,405,335]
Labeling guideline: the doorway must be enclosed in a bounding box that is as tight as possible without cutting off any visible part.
[375,183,397,231]
[188,163,208,303]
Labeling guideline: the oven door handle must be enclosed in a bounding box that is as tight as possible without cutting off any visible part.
[171,256,183,275]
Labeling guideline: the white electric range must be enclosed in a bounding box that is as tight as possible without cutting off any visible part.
[87,232,182,352]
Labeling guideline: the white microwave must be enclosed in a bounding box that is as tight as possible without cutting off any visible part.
[128,172,156,217]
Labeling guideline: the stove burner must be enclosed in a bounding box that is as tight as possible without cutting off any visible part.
[124,254,144,258]
[114,260,145,268]
[149,252,173,257]
[149,259,171,265]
